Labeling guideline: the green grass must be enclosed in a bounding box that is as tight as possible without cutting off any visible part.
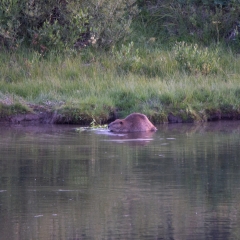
[0,43,240,124]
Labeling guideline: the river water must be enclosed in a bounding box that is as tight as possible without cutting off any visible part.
[0,121,240,240]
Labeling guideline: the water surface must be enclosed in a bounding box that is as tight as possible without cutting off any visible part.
[0,121,240,240]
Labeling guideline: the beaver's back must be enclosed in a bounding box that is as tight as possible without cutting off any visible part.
[108,113,157,133]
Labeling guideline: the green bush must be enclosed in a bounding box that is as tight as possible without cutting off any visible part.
[84,0,138,48]
[30,5,89,53]
[112,41,142,73]
[0,0,138,52]
[0,0,23,49]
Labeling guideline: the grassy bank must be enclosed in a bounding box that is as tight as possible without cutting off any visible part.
[0,42,240,124]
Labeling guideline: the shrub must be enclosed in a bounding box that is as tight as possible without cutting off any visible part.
[0,0,138,52]
[84,0,138,48]
[0,0,23,49]
[32,6,89,52]
[112,41,142,73]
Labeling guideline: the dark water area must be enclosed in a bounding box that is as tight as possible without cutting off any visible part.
[0,121,240,240]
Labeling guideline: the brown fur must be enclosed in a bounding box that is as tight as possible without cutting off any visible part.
[108,113,157,133]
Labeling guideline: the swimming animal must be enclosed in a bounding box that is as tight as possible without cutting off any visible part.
[108,113,157,133]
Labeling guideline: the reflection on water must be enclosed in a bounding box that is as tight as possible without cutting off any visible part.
[0,121,240,240]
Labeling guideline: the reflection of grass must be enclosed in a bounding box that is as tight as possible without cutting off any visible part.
[0,45,240,123]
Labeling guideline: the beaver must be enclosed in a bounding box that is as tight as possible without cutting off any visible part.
[108,113,157,133]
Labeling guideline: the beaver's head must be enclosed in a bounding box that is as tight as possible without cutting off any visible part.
[108,119,127,133]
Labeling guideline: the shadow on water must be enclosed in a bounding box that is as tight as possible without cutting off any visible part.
[0,121,240,239]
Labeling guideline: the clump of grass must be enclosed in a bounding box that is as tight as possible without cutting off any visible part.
[174,42,220,75]
[111,42,177,77]
[0,102,30,119]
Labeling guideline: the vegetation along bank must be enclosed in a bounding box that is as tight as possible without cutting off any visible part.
[0,0,240,125]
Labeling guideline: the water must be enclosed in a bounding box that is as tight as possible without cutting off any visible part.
[0,121,240,240]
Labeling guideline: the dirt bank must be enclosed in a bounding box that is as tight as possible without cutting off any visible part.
[1,104,240,125]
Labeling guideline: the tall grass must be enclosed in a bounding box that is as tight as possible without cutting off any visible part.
[0,43,240,123]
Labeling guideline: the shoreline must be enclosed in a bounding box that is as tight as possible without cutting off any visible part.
[1,104,240,125]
